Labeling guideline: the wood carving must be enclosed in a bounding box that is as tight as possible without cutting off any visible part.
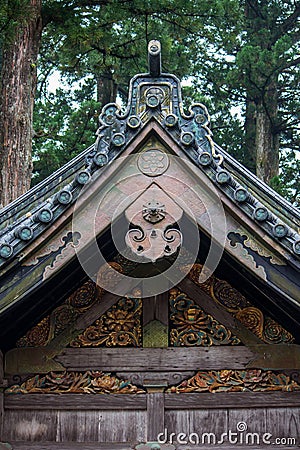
[16,280,99,347]
[169,289,240,346]
[70,296,142,347]
[188,264,295,344]
[169,369,300,393]
[6,371,145,394]
[125,185,183,262]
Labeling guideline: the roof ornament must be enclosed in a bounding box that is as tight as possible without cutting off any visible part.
[148,40,161,77]
[0,40,300,265]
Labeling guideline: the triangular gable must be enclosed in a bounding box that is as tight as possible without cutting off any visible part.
[0,39,299,356]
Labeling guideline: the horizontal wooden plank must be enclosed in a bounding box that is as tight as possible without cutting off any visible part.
[8,444,298,450]
[55,347,256,371]
[164,391,300,409]
[4,393,146,410]
[176,447,297,450]
[9,443,134,450]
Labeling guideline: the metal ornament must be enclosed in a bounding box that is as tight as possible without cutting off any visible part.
[142,201,166,224]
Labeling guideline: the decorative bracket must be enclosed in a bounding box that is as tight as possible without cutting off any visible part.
[125,185,183,262]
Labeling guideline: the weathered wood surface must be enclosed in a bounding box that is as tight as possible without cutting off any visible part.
[3,410,58,441]
[0,351,3,386]
[54,347,256,371]
[164,392,300,409]
[164,408,227,443]
[0,393,3,440]
[5,391,300,412]
[9,443,134,449]
[3,410,147,443]
[166,407,300,449]
[4,394,147,410]
[147,393,164,441]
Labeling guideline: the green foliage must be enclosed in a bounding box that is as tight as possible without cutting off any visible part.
[0,0,33,39]
[32,0,300,201]
[32,78,99,184]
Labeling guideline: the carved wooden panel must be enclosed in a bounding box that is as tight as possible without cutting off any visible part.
[188,264,295,344]
[169,288,240,346]
[6,371,145,394]
[15,261,295,350]
[70,297,142,348]
[167,369,300,393]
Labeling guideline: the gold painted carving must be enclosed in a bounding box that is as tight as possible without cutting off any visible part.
[188,264,294,344]
[16,280,99,347]
[169,369,300,393]
[6,371,145,394]
[169,288,240,346]
[70,296,142,347]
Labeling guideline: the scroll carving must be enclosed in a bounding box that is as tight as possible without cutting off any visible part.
[6,371,145,394]
[169,288,240,346]
[169,369,300,393]
[70,296,142,347]
[188,264,295,344]
[125,185,183,262]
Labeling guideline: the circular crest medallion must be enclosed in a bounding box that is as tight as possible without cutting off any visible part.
[138,149,169,176]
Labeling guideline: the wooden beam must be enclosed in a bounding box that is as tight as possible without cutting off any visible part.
[4,393,146,410]
[54,347,256,372]
[176,446,297,450]
[0,352,3,387]
[164,391,300,409]
[0,393,3,441]
[147,393,164,441]
[248,344,300,369]
[9,443,133,450]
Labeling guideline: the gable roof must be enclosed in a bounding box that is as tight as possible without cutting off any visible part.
[0,40,300,349]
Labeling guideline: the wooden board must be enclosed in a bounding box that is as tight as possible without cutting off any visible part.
[54,347,256,371]
[164,392,300,409]
[3,410,146,443]
[9,444,133,450]
[4,394,147,410]
[147,393,164,441]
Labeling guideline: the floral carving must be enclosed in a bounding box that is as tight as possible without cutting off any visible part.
[188,264,295,344]
[137,149,169,176]
[6,371,145,394]
[169,369,300,393]
[16,279,99,347]
[70,297,142,347]
[169,289,240,346]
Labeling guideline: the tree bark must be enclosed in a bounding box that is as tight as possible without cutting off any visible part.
[96,71,118,107]
[255,79,279,184]
[244,1,280,184]
[244,97,256,173]
[0,0,42,207]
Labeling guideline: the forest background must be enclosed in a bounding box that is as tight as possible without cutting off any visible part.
[0,0,299,207]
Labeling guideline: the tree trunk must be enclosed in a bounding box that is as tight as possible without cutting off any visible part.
[255,79,279,184]
[96,71,118,107]
[244,97,256,173]
[0,0,42,207]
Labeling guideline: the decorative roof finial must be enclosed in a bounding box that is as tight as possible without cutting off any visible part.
[148,40,161,77]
